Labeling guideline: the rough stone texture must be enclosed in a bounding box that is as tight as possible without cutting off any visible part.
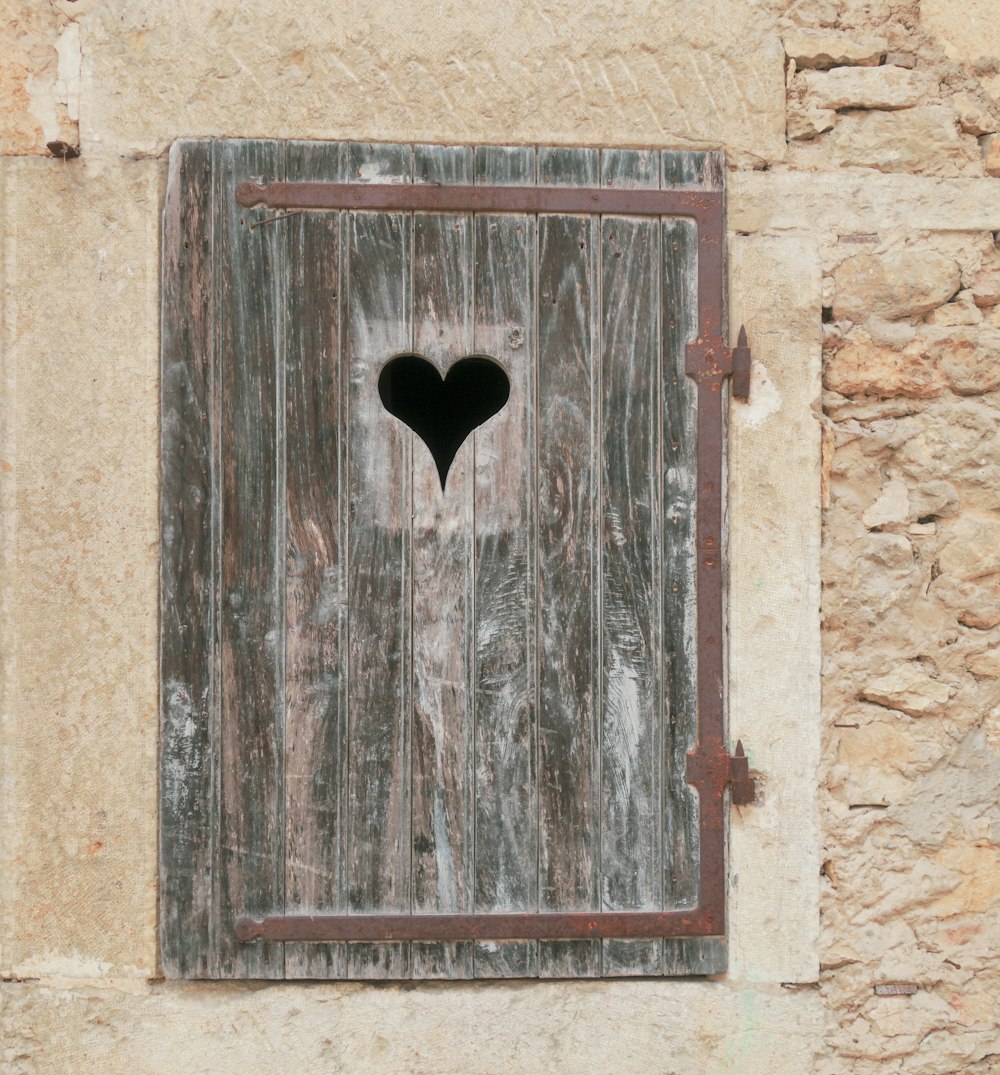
[828,322,1000,397]
[921,0,1000,101]
[970,259,1000,306]
[76,0,787,163]
[933,327,1000,394]
[821,178,1000,1074]
[825,107,982,176]
[787,101,837,141]
[861,663,955,716]
[823,331,946,399]
[966,647,1000,677]
[797,66,931,111]
[923,289,983,325]
[939,513,1000,580]
[782,28,886,68]
[832,250,962,322]
[952,92,999,136]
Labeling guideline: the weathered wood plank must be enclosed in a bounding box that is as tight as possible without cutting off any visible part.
[282,140,348,979]
[536,145,601,979]
[599,147,663,977]
[160,140,215,978]
[660,149,725,191]
[662,149,728,975]
[215,138,286,978]
[409,142,476,980]
[660,214,702,915]
[473,145,536,187]
[472,144,538,979]
[538,145,600,188]
[602,147,660,190]
[345,140,413,980]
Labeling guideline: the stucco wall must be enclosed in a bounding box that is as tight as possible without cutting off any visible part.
[2,1,999,1073]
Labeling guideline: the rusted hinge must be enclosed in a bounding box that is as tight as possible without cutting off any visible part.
[728,740,756,805]
[683,323,752,401]
[685,738,758,806]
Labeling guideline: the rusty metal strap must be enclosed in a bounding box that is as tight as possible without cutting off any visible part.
[236,910,717,944]
[235,181,721,222]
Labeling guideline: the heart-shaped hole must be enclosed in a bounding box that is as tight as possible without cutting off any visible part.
[378,353,511,490]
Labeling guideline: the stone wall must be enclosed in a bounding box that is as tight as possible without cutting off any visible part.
[2,1,999,1072]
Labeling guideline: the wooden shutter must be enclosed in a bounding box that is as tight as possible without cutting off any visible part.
[161,139,737,979]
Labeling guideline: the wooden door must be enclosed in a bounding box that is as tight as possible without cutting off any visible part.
[161,139,726,979]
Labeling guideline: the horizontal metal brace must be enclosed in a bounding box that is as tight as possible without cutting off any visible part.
[235,180,722,222]
[235,909,720,944]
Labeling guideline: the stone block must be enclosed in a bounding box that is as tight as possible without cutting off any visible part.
[828,107,981,176]
[798,66,930,111]
[836,722,913,804]
[970,262,1000,306]
[952,93,999,137]
[832,250,962,322]
[939,513,1000,581]
[931,575,1000,630]
[928,326,1000,394]
[861,663,954,717]
[728,235,822,983]
[861,478,959,530]
[824,332,945,399]
[892,400,1000,497]
[0,157,161,977]
[0,978,823,1075]
[863,480,910,529]
[729,173,1000,235]
[966,648,1000,677]
[77,0,787,161]
[782,28,885,69]
[923,290,983,325]
[787,103,836,141]
[884,52,917,70]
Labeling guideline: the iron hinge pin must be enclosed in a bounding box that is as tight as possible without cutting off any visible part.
[731,325,752,401]
[728,739,756,805]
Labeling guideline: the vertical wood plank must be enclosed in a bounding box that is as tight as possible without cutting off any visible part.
[472,144,538,979]
[409,143,476,980]
[160,140,215,978]
[599,148,663,977]
[345,141,413,980]
[535,146,601,979]
[662,150,728,976]
[282,140,348,979]
[215,138,286,978]
[660,214,701,917]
